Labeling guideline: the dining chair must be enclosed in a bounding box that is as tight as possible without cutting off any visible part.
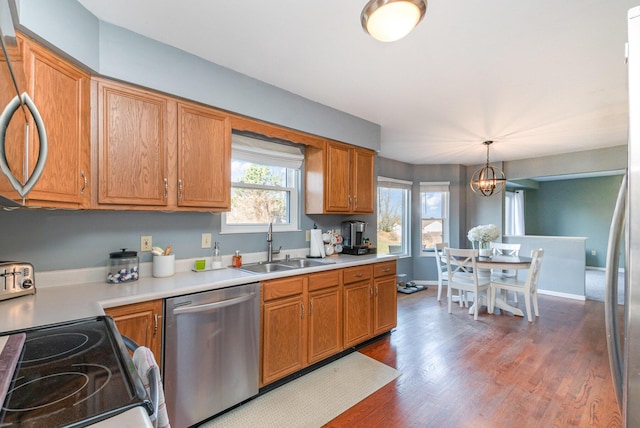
[434,243,467,306]
[490,242,521,302]
[489,248,544,322]
[444,248,490,320]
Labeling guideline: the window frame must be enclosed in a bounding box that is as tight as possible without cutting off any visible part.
[221,137,303,234]
[377,176,412,258]
[419,182,450,257]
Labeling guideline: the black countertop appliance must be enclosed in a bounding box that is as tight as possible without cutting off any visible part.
[341,220,369,255]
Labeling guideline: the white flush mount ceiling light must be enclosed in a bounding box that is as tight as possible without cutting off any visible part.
[470,141,507,197]
[361,0,427,42]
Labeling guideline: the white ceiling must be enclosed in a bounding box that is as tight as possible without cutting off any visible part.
[77,0,636,166]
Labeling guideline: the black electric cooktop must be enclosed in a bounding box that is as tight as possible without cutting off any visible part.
[0,316,152,427]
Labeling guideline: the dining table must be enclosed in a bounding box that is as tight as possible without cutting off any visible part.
[444,253,533,317]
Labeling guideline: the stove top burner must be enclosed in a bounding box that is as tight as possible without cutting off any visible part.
[0,317,151,428]
[21,333,91,364]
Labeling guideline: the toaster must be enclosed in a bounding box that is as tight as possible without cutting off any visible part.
[0,261,36,301]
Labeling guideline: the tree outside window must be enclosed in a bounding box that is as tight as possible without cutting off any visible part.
[377,179,411,256]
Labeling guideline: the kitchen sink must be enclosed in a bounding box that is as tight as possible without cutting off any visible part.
[238,262,296,274]
[279,258,335,268]
[238,258,335,274]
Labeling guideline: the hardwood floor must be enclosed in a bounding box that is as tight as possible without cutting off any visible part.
[326,287,622,427]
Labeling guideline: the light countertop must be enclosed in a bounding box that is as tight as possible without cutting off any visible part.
[0,253,396,334]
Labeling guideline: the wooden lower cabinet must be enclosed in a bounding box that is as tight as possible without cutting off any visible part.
[374,277,398,335]
[373,261,398,335]
[261,276,307,385]
[104,299,163,367]
[307,270,342,364]
[260,261,396,387]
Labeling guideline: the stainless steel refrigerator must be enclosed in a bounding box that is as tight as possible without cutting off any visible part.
[605,6,640,427]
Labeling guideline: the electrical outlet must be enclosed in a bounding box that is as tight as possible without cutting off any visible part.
[202,233,212,249]
[591,250,597,256]
[306,230,310,242]
[141,235,152,252]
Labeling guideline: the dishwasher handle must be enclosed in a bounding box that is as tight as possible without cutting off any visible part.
[172,292,256,316]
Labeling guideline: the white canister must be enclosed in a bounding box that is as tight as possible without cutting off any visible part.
[153,254,176,277]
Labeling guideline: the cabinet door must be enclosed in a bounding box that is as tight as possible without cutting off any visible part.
[262,295,306,385]
[373,276,398,335]
[324,143,351,212]
[343,281,372,348]
[308,286,342,364]
[97,80,168,206]
[104,299,163,367]
[0,37,90,207]
[351,148,375,213]
[177,102,231,209]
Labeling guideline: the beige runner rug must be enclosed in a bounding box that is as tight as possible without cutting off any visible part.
[200,352,400,428]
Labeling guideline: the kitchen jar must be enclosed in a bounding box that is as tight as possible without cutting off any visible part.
[107,249,139,284]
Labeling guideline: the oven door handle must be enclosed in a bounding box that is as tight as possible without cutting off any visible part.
[172,292,256,316]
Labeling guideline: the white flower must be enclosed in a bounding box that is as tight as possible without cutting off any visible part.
[467,224,500,243]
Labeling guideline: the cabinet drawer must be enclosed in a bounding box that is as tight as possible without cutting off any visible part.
[374,261,396,278]
[343,265,372,285]
[308,270,341,291]
[262,276,305,301]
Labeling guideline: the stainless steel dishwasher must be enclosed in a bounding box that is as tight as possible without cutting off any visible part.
[164,282,260,428]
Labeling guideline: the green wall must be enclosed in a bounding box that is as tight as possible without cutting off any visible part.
[524,174,624,267]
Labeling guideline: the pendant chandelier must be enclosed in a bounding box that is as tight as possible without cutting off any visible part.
[361,0,427,42]
[469,141,507,197]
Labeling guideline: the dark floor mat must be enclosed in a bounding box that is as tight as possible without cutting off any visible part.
[397,283,428,294]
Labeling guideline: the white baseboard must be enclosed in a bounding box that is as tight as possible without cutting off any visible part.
[537,289,586,301]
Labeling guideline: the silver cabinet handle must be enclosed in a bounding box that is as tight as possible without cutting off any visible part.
[153,313,158,337]
[163,178,168,199]
[178,179,183,199]
[80,171,87,194]
[355,273,363,278]
[354,195,358,208]
[301,302,305,319]
[309,300,313,317]
[348,195,352,208]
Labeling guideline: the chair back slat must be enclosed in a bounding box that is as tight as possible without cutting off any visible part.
[526,248,544,291]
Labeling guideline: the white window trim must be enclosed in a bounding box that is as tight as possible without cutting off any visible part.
[377,176,412,258]
[419,181,450,257]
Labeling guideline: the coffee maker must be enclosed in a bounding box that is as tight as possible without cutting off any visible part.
[341,220,369,255]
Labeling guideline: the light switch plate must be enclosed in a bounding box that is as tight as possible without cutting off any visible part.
[202,233,212,249]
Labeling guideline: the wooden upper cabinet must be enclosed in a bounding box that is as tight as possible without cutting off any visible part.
[350,147,375,213]
[95,79,169,207]
[177,102,230,209]
[324,143,351,212]
[0,35,90,208]
[93,78,232,211]
[305,141,375,214]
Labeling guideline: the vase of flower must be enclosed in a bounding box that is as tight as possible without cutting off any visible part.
[467,224,500,257]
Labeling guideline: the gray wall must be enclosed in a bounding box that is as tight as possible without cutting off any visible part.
[524,174,625,267]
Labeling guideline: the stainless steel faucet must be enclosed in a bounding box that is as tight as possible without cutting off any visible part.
[267,222,274,262]
[266,222,282,262]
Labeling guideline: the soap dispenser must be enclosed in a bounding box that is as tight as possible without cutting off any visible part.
[212,242,222,269]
